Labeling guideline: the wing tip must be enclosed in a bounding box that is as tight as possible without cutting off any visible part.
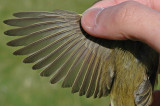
[13,12,21,17]
[61,83,71,88]
[50,78,57,84]
[6,41,12,46]
[23,58,34,63]
[32,65,40,70]
[7,41,18,47]
[3,19,14,26]
[71,88,78,94]
[79,91,85,96]
[13,50,22,55]
[86,94,92,98]
[4,30,18,36]
[4,30,10,36]
[3,20,8,25]
[40,71,51,77]
[40,72,44,76]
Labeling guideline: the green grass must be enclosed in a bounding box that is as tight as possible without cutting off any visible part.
[0,0,110,106]
[0,0,159,106]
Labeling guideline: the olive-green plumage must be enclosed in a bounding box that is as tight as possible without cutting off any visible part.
[4,9,159,106]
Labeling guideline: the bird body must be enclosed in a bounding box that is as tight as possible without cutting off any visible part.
[99,40,158,106]
[4,9,159,106]
[109,44,158,106]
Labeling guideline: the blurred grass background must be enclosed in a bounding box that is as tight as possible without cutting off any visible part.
[0,0,111,106]
[0,0,160,106]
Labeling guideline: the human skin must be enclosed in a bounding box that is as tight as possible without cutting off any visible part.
[81,0,160,53]
[81,0,160,105]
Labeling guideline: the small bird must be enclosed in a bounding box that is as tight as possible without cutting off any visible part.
[4,3,159,106]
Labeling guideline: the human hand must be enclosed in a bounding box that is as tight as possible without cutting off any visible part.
[81,0,160,105]
[81,0,160,53]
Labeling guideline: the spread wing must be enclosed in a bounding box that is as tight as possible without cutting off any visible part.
[4,10,116,98]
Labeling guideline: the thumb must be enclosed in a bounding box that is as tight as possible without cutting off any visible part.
[81,1,160,52]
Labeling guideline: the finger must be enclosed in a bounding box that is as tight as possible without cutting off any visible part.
[81,1,160,53]
[91,0,160,11]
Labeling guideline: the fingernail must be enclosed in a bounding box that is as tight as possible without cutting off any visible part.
[81,8,103,29]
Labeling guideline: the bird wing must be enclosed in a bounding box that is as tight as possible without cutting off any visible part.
[4,10,116,98]
[134,79,152,106]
